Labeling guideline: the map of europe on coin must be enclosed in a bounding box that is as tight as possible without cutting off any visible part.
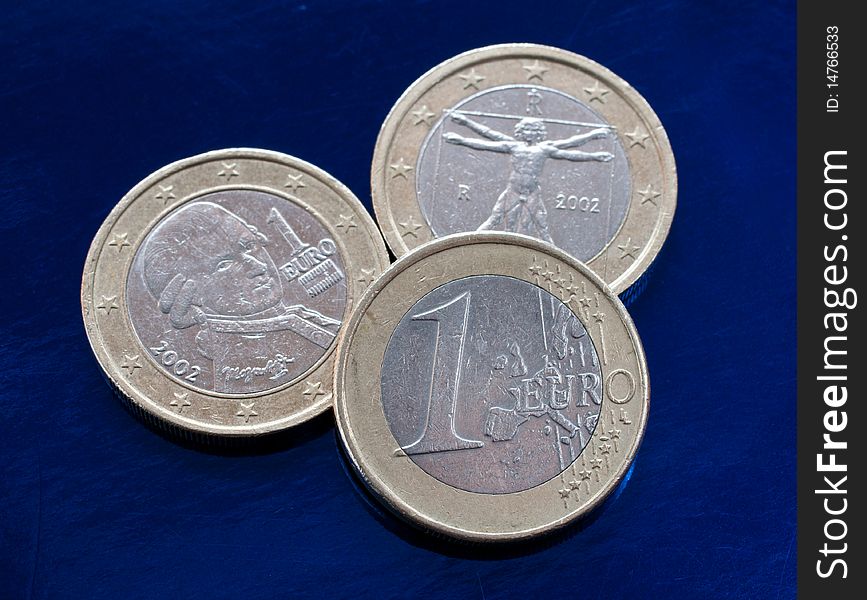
[382,275,603,494]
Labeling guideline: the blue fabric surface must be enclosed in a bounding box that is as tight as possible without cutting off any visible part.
[0,1,795,598]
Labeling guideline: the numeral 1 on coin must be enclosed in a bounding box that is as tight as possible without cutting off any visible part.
[402,292,484,455]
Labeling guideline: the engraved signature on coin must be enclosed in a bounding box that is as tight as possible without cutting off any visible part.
[128,190,347,395]
[220,353,294,386]
[381,275,603,494]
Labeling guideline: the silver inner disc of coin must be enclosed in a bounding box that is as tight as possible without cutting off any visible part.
[127,189,347,395]
[381,275,603,494]
[416,85,631,262]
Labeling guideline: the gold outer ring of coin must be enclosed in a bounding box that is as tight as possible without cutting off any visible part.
[371,43,677,295]
[335,232,649,542]
[81,148,389,442]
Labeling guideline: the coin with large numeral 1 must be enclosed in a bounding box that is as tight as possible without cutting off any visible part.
[372,43,676,298]
[82,149,389,441]
[335,232,648,541]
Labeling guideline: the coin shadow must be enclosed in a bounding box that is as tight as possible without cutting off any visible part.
[110,383,336,456]
[179,409,336,457]
[619,227,678,308]
[333,427,635,559]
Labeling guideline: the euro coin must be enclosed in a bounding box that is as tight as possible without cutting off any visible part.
[335,232,648,541]
[372,44,676,296]
[82,148,389,441]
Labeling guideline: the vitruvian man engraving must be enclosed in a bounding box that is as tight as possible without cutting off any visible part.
[444,112,614,242]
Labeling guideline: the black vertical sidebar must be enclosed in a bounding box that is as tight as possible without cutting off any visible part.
[797,1,863,597]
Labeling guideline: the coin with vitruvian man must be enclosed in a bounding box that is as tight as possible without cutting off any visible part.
[335,232,649,541]
[82,149,389,440]
[371,43,677,297]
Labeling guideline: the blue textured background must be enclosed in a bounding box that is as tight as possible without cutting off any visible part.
[0,1,795,598]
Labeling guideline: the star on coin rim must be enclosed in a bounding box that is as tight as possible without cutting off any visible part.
[371,43,677,295]
[81,148,389,439]
[334,232,649,542]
